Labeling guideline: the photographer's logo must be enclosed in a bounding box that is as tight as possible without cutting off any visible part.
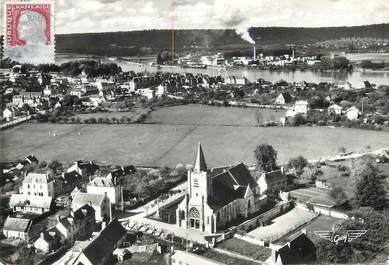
[314,230,367,245]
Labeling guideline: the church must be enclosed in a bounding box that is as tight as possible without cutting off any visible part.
[176,143,267,234]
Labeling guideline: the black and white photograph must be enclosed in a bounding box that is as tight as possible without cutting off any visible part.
[0,0,389,264]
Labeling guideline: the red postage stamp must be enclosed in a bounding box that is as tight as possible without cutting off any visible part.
[2,0,55,64]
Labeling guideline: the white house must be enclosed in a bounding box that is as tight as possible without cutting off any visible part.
[275,92,293,105]
[224,76,248,86]
[87,175,120,205]
[20,172,54,197]
[9,194,53,214]
[327,104,342,115]
[2,106,19,121]
[72,192,111,222]
[34,230,60,253]
[294,100,309,115]
[345,106,360,120]
[137,88,155,100]
[67,161,99,180]
[257,168,288,195]
[3,217,32,240]
[55,204,96,245]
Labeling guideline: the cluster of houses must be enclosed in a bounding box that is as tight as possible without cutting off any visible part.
[1,64,240,122]
[274,91,362,121]
[1,155,139,264]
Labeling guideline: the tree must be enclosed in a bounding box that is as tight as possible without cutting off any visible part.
[48,160,61,174]
[292,113,306,126]
[341,208,389,261]
[316,240,353,263]
[355,172,386,209]
[254,144,277,171]
[350,158,386,209]
[330,186,347,205]
[287,156,308,177]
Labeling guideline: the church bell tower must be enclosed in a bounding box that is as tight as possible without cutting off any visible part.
[188,143,213,202]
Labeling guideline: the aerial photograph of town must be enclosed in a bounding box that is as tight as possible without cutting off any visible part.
[0,0,388,264]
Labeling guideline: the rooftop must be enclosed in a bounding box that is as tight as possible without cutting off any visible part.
[3,217,32,232]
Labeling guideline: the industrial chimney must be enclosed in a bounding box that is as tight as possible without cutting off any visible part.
[253,45,256,60]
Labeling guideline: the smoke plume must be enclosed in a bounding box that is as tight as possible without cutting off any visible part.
[235,28,255,44]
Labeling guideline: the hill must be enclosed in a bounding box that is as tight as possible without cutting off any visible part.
[55,24,389,56]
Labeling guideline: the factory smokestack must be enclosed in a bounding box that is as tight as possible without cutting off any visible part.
[236,28,255,45]
[253,45,256,60]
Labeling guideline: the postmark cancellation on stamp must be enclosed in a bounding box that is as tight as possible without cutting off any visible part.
[2,0,55,64]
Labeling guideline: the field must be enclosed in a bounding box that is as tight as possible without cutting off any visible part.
[289,187,337,208]
[150,105,285,126]
[1,105,388,167]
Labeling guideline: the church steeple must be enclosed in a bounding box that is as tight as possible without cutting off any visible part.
[194,142,207,172]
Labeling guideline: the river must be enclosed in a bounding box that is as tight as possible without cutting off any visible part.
[56,54,389,86]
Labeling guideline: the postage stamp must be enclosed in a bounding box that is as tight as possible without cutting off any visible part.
[2,0,55,64]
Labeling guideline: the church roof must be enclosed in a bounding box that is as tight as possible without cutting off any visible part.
[194,143,207,172]
[209,163,257,210]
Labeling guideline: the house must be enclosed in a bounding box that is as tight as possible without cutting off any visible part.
[20,172,54,197]
[10,194,54,214]
[137,88,156,100]
[34,230,61,253]
[69,87,83,97]
[275,92,293,105]
[294,100,309,115]
[56,170,82,195]
[315,180,333,190]
[55,204,96,245]
[176,143,267,234]
[52,219,127,265]
[265,233,316,265]
[224,76,248,86]
[345,106,360,120]
[2,106,20,121]
[171,250,224,265]
[87,176,121,205]
[3,217,32,240]
[338,81,352,90]
[327,104,342,115]
[72,192,111,222]
[257,168,288,194]
[15,155,39,170]
[67,161,100,180]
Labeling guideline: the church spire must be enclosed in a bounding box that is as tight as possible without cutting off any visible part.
[194,142,207,172]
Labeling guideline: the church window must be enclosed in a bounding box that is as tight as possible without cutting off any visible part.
[189,207,200,219]
[193,178,199,188]
[207,216,209,224]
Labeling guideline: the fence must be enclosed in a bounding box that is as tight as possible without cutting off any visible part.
[0,115,31,130]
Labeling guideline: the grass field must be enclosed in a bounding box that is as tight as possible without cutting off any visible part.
[1,105,388,167]
[150,105,285,126]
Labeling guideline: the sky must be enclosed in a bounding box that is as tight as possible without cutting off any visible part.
[53,0,389,33]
